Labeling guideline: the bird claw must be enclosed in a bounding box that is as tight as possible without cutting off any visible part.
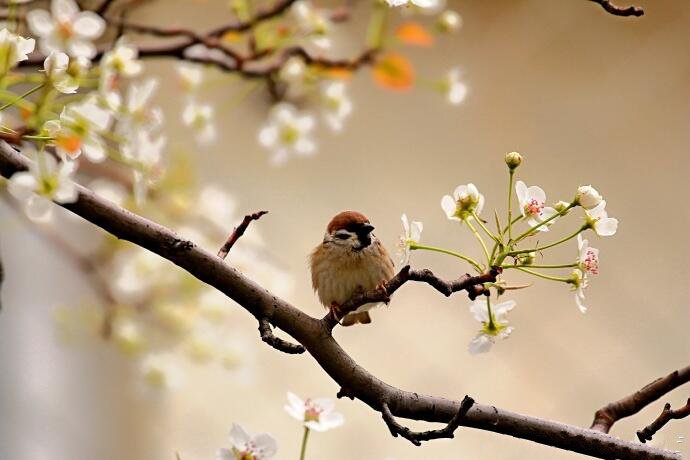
[330,301,344,321]
[376,283,391,304]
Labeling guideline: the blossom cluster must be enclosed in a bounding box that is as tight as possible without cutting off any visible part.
[216,392,344,459]
[399,152,619,354]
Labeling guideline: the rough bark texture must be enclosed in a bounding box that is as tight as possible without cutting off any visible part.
[0,142,680,460]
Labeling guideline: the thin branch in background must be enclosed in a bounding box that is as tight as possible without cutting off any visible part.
[637,399,690,443]
[381,396,475,446]
[0,142,679,460]
[588,0,644,16]
[590,365,690,433]
[217,210,268,259]
[96,0,118,16]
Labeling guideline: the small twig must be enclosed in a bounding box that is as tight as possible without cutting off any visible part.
[217,210,268,259]
[381,396,475,446]
[590,365,690,433]
[588,0,644,17]
[258,318,305,354]
[637,399,690,443]
[324,265,500,329]
[96,0,118,16]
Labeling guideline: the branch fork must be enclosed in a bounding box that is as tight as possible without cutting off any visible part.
[637,399,690,443]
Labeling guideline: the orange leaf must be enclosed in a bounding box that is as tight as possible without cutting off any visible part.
[221,31,243,43]
[372,53,415,91]
[395,21,434,47]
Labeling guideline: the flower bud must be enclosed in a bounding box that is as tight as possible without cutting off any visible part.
[553,200,571,215]
[437,10,462,33]
[574,185,602,210]
[517,251,536,266]
[505,151,522,170]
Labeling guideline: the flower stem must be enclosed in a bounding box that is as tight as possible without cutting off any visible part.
[471,211,500,243]
[503,263,577,270]
[507,169,515,241]
[486,295,496,330]
[512,202,575,243]
[0,83,45,112]
[514,266,570,283]
[410,242,482,272]
[466,219,491,266]
[299,427,311,460]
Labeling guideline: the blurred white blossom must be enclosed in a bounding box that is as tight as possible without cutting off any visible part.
[258,103,316,165]
[284,392,344,432]
[441,68,467,105]
[292,1,332,49]
[101,38,143,79]
[8,147,77,221]
[176,63,203,92]
[44,97,113,161]
[140,353,182,389]
[182,102,216,144]
[44,51,79,94]
[321,81,352,132]
[27,0,105,59]
[0,28,35,74]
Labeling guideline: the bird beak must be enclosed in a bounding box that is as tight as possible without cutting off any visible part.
[360,223,375,235]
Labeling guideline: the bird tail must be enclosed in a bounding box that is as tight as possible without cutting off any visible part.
[341,311,372,326]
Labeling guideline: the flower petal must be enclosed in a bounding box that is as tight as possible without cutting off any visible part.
[468,334,493,355]
[595,217,618,236]
[441,195,456,219]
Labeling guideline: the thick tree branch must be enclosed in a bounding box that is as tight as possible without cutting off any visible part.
[381,396,474,446]
[637,399,690,443]
[0,142,680,460]
[588,0,644,17]
[590,365,690,433]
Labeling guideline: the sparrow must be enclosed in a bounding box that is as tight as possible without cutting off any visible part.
[310,211,395,326]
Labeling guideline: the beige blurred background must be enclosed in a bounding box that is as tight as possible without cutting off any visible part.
[1,0,689,459]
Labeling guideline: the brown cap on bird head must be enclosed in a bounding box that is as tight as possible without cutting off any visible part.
[327,211,373,234]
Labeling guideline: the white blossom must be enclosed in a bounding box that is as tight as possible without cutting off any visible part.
[284,392,344,432]
[441,68,467,105]
[321,81,352,132]
[577,234,599,275]
[182,102,216,144]
[176,63,203,92]
[515,180,558,232]
[575,185,603,209]
[585,201,618,237]
[258,103,316,165]
[217,424,277,460]
[441,183,484,221]
[44,97,112,161]
[468,298,515,355]
[397,213,423,265]
[386,0,444,12]
[292,1,332,49]
[7,147,77,221]
[44,51,79,94]
[569,269,588,313]
[0,28,35,74]
[101,38,142,78]
[27,0,105,59]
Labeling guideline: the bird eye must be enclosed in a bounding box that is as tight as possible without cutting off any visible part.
[335,232,350,240]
